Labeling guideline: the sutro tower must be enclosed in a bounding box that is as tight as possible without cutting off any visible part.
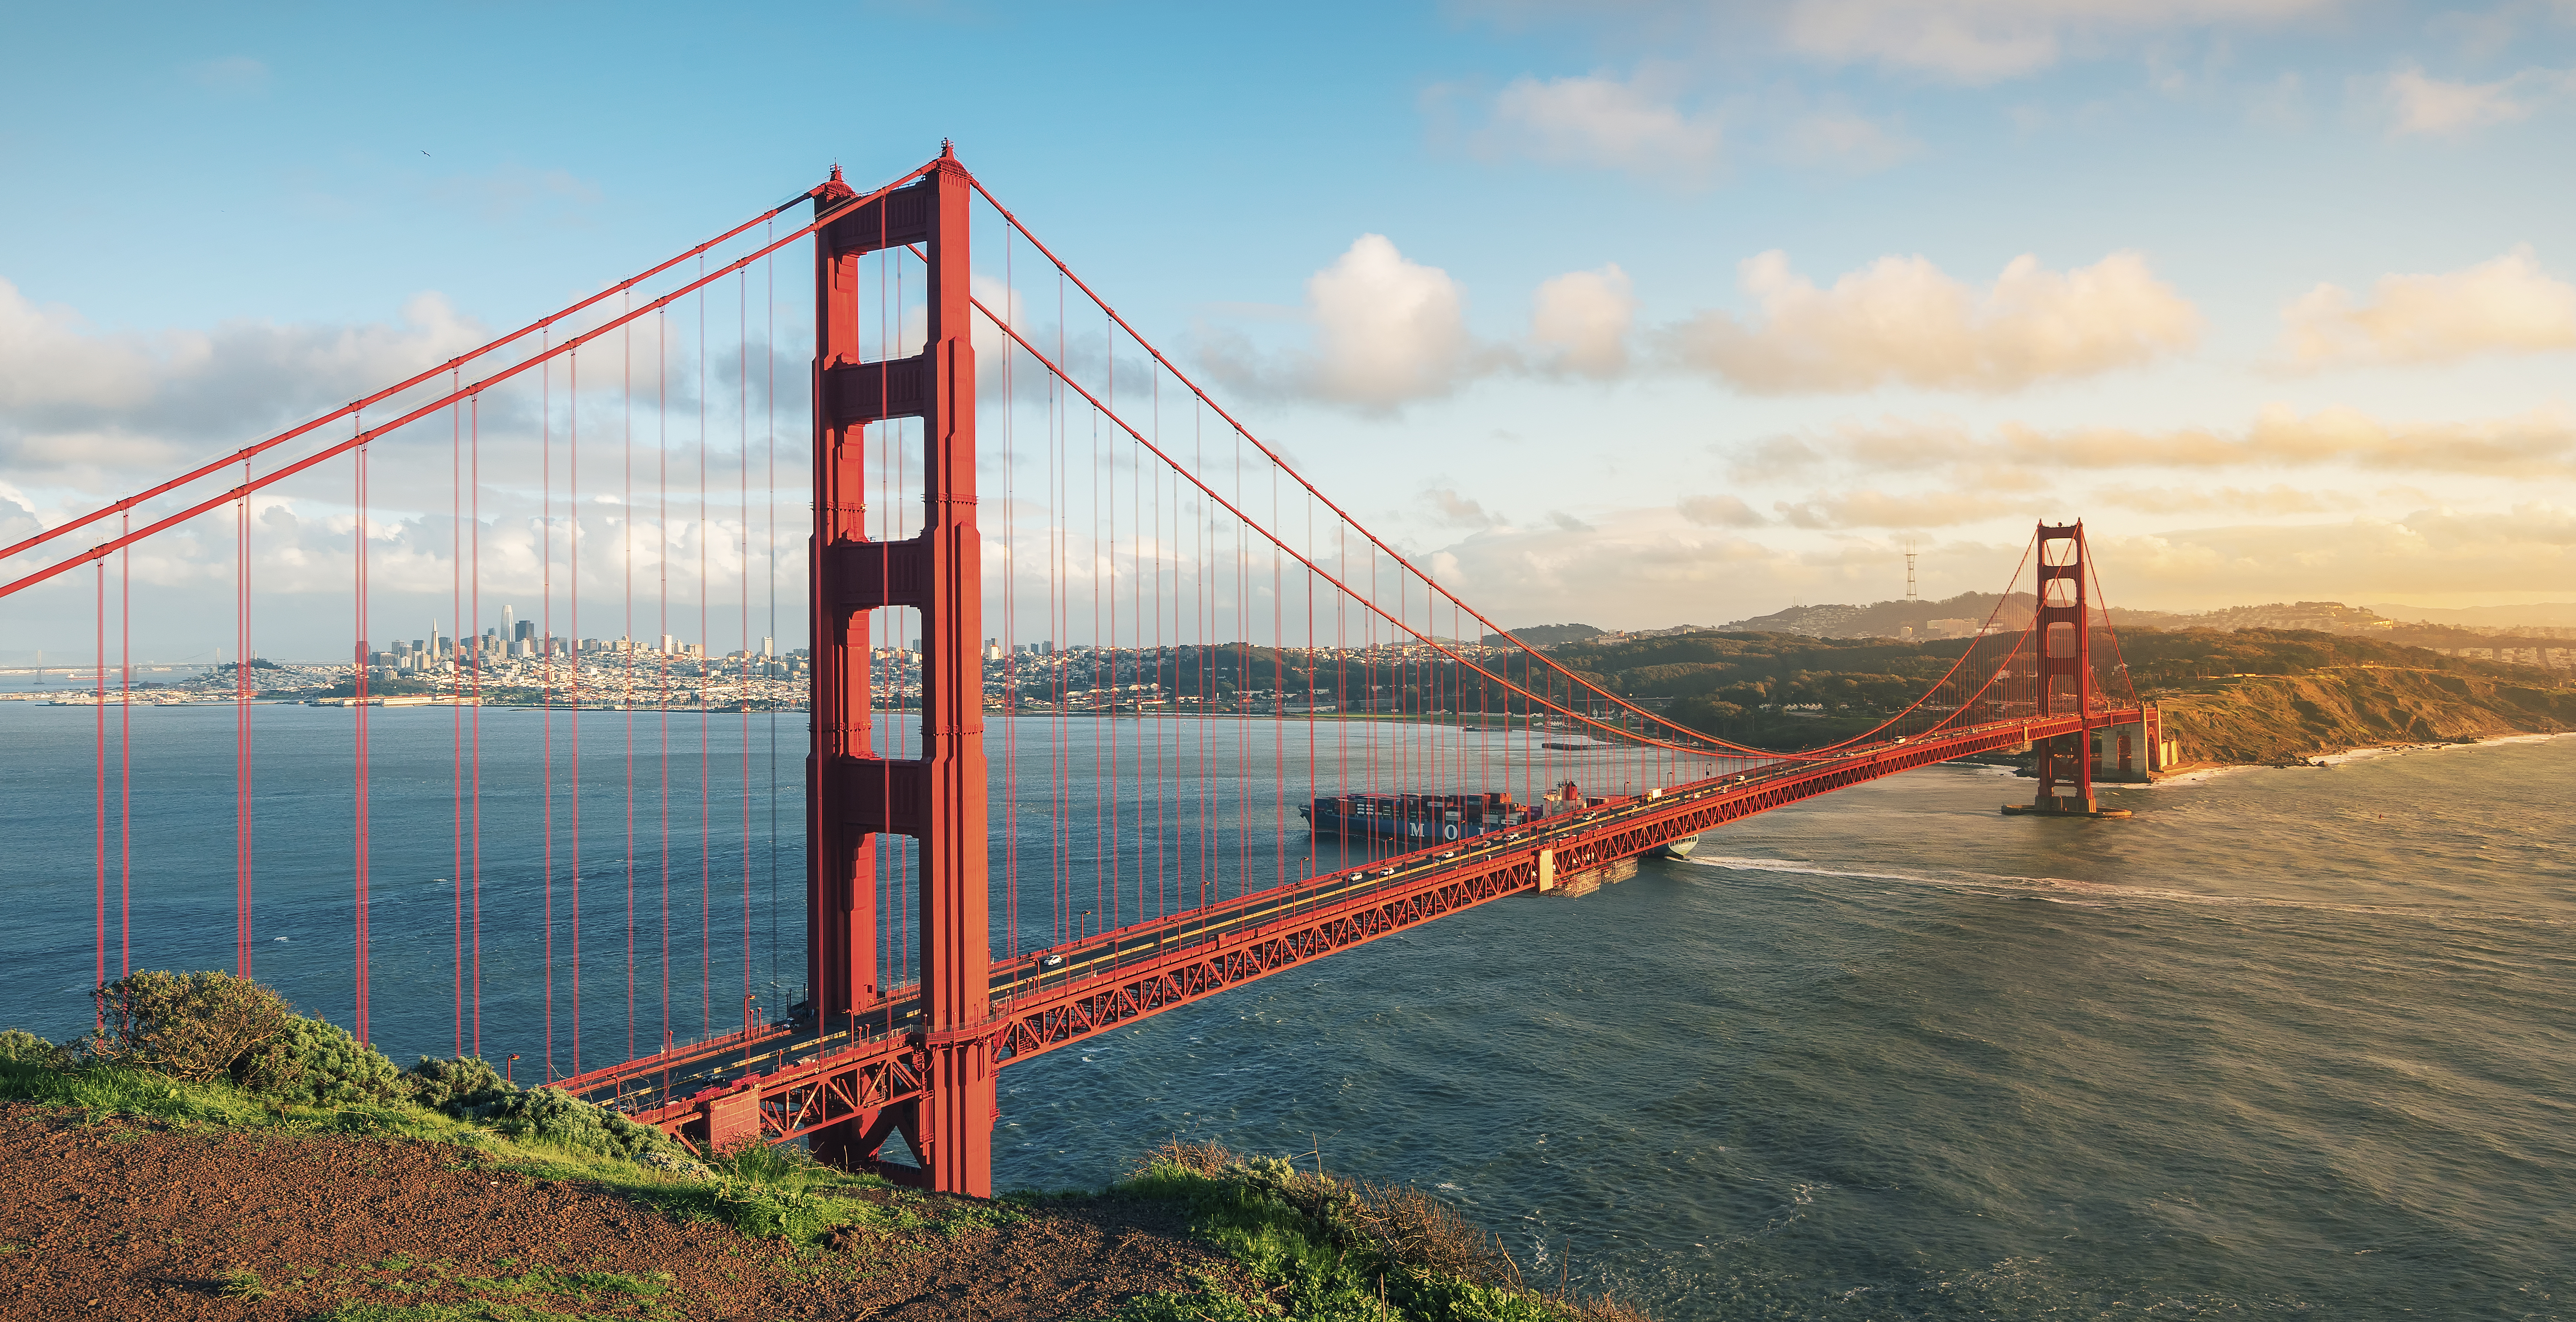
[1905,542,1918,601]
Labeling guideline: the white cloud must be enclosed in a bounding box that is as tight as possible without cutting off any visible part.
[2093,484,2359,516]
[2380,64,2575,135]
[1306,236,1475,410]
[1200,239,1646,409]
[1677,493,1767,527]
[0,276,487,483]
[1530,264,1636,378]
[1795,403,2576,475]
[1476,70,1726,184]
[2281,246,2576,367]
[1777,0,2333,83]
[1672,248,2200,394]
[1773,487,2018,529]
[1197,235,1474,411]
[1425,487,1502,528]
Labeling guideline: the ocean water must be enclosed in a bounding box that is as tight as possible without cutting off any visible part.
[3,697,2569,1318]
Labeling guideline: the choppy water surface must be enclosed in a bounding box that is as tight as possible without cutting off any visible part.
[4,700,2569,1318]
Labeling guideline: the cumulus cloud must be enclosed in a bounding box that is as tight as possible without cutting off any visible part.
[1425,487,1502,528]
[1201,237,1644,410]
[2279,246,2576,367]
[1530,265,1636,378]
[1773,487,2018,529]
[1475,70,1726,184]
[1796,403,2576,475]
[2094,484,2360,516]
[2380,65,2575,135]
[1672,249,2200,394]
[1304,235,1474,410]
[1677,493,1767,527]
[1777,0,2333,83]
[0,276,488,483]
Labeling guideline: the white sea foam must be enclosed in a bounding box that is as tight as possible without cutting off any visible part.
[1680,853,2562,924]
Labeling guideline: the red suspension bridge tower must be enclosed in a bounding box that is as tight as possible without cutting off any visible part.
[804,147,994,1192]
[2006,521,2129,818]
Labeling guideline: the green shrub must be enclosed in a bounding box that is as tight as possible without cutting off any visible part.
[461,1085,675,1162]
[84,970,290,1081]
[403,1054,506,1110]
[0,1029,59,1066]
[235,1014,402,1106]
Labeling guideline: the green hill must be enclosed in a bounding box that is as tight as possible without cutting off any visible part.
[1539,626,2576,761]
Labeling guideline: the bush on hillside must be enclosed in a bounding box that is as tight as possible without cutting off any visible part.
[0,1028,62,1067]
[403,1054,507,1110]
[84,970,291,1081]
[459,1085,678,1162]
[235,1014,403,1106]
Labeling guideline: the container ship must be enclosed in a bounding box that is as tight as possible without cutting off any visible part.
[1303,781,1702,858]
[1301,790,1538,844]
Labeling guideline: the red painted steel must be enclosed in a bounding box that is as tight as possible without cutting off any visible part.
[2031,522,2097,811]
[802,150,994,1193]
[568,707,2143,1167]
[21,150,2178,1203]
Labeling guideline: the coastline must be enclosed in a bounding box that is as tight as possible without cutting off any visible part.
[2143,728,2574,786]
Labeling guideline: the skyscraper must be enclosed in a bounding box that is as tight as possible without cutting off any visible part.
[502,604,515,638]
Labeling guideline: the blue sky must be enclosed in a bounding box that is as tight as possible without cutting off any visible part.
[5,0,2574,655]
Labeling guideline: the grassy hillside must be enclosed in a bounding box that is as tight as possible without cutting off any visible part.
[2147,665,2576,764]
[1536,626,2576,761]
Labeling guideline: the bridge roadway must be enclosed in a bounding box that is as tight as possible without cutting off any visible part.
[556,708,2140,1155]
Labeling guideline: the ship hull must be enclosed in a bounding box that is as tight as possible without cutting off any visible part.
[1301,791,1538,845]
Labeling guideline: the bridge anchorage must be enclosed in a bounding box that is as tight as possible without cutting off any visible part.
[5,146,2154,1200]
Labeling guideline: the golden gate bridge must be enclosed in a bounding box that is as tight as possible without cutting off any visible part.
[0,147,2155,1196]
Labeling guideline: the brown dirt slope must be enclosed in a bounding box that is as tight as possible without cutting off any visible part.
[2152,666,2576,764]
[0,1103,1228,1322]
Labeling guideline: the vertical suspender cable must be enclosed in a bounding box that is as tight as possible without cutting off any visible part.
[452,371,464,1056]
[354,420,371,1045]
[658,306,671,1053]
[237,458,253,978]
[625,297,637,1059]
[118,521,130,977]
[471,393,483,1057]
[93,560,104,1011]
[571,348,583,1075]
[699,269,712,1036]
[543,344,556,1076]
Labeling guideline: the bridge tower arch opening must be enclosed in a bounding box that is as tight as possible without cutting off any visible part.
[805,147,994,1194]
